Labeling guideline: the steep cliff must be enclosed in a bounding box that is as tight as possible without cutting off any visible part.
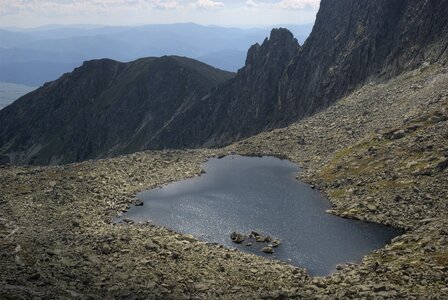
[148,28,300,148]
[148,0,448,149]
[278,0,448,119]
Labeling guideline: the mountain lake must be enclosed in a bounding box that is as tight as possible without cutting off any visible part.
[117,155,403,276]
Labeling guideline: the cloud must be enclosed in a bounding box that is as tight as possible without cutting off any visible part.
[0,0,319,17]
[1,0,224,13]
[152,0,180,10]
[243,0,320,11]
[245,0,258,8]
[195,0,224,9]
[0,0,182,16]
[277,0,320,10]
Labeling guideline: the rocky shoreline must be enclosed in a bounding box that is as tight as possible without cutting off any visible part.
[230,231,281,254]
[1,65,447,298]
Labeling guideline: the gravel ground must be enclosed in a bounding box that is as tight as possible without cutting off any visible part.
[1,65,447,299]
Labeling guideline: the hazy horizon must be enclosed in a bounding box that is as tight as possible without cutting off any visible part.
[1,21,313,31]
[0,22,314,87]
[0,0,320,28]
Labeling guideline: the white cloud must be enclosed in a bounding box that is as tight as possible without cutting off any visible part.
[0,0,183,15]
[195,0,224,9]
[277,0,320,10]
[0,0,319,16]
[242,0,320,11]
[245,0,258,8]
[152,0,180,10]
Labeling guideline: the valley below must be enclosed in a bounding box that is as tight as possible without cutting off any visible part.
[1,64,447,299]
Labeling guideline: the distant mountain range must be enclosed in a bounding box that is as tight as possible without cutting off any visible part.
[0,23,313,86]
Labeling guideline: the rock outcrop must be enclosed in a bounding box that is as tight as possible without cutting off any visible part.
[149,28,300,148]
[278,0,448,120]
[144,0,448,149]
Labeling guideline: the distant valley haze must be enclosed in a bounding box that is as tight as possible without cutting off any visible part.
[0,23,314,107]
[0,1,319,105]
[0,22,314,85]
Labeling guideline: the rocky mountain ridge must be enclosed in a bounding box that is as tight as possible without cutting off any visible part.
[149,28,300,148]
[1,0,447,165]
[0,56,234,165]
[157,0,448,148]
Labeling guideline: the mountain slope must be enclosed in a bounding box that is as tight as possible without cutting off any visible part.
[278,0,448,119]
[0,56,234,165]
[149,28,300,148]
[151,0,448,149]
[0,65,446,299]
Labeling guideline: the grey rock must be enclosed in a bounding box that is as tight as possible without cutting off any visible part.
[435,158,448,172]
[272,240,281,247]
[230,232,246,244]
[261,246,274,254]
[145,241,159,251]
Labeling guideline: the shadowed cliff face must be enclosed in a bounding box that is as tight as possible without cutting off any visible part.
[148,28,300,148]
[277,0,448,119]
[0,56,234,165]
[150,0,448,149]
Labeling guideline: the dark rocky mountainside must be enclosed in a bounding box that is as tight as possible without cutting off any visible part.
[149,28,300,148]
[153,0,448,148]
[278,0,448,119]
[1,0,447,165]
[0,56,234,164]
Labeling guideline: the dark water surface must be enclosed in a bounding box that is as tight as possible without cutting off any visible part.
[120,155,402,276]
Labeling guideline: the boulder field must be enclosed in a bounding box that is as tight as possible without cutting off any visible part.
[1,65,447,298]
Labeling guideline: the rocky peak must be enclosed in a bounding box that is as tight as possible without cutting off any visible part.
[152,1,448,150]
[69,58,123,80]
[148,29,300,149]
[269,27,295,43]
[245,28,299,74]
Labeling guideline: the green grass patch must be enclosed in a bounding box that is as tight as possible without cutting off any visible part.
[433,251,448,266]
[329,188,346,199]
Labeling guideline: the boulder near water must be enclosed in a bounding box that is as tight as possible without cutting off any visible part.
[261,246,274,254]
[230,232,246,244]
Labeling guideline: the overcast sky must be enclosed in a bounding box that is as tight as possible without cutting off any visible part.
[0,0,320,28]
